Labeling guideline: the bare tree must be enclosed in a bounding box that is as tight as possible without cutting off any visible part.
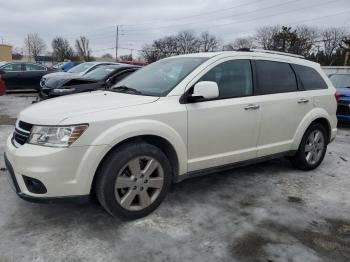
[119,54,133,61]
[52,37,74,62]
[100,53,114,61]
[230,36,256,50]
[176,31,200,54]
[199,31,220,52]
[75,36,91,61]
[256,26,280,50]
[24,33,46,60]
[321,27,347,65]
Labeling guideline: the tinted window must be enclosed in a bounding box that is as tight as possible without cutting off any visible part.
[2,63,22,71]
[293,64,328,90]
[198,59,253,98]
[25,63,46,71]
[256,60,297,94]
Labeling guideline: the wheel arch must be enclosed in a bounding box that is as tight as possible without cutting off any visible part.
[90,134,181,195]
[292,108,333,150]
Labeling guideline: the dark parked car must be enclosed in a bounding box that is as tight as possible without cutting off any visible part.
[0,62,56,91]
[40,64,140,99]
[329,73,350,123]
[40,62,120,88]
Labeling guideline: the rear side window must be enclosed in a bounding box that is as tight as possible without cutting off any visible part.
[292,64,328,90]
[255,60,297,94]
[25,63,46,71]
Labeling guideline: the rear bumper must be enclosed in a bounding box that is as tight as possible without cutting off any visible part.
[4,153,89,204]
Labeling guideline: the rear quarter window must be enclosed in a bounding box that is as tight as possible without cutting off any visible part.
[292,64,328,90]
[255,60,298,95]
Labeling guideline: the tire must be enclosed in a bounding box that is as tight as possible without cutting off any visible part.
[290,123,328,170]
[95,141,172,219]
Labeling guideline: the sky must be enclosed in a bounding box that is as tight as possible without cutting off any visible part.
[1,0,350,58]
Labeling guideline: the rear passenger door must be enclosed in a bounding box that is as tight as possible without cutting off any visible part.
[1,63,24,90]
[253,59,314,157]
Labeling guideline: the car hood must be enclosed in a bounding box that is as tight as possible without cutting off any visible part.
[18,91,159,125]
[43,71,77,79]
[44,75,97,89]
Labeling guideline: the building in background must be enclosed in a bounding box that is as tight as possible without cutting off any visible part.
[0,44,12,61]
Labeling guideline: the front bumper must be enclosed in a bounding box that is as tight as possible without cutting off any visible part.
[4,154,89,203]
[5,135,108,201]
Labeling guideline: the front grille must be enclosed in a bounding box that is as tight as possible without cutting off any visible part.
[337,103,350,116]
[12,121,33,147]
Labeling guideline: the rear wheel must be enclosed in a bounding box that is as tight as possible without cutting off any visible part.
[290,123,327,170]
[96,142,172,219]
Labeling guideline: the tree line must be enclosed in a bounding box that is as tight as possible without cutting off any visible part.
[15,25,350,66]
[140,25,350,66]
[22,33,92,62]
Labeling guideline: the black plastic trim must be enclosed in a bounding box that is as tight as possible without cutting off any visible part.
[17,192,90,204]
[174,150,296,183]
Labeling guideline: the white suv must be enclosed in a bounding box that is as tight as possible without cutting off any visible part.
[5,50,337,218]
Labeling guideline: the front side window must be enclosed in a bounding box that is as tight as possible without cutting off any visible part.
[293,64,328,90]
[198,59,253,98]
[112,57,208,96]
[2,63,22,72]
[25,63,46,71]
[256,60,297,94]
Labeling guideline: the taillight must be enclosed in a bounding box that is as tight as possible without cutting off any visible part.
[335,91,340,103]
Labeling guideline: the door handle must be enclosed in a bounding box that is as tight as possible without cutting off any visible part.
[244,104,260,110]
[298,98,309,104]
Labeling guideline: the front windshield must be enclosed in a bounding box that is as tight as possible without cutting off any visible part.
[329,74,350,88]
[112,57,208,96]
[67,62,95,73]
[82,66,118,81]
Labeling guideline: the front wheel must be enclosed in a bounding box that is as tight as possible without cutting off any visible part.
[95,142,172,219]
[290,123,327,170]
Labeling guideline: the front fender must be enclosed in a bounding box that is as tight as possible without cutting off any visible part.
[90,119,187,175]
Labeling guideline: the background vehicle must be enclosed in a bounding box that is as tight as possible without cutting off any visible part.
[0,71,6,95]
[40,62,120,88]
[5,51,337,219]
[53,61,82,72]
[329,73,350,123]
[40,64,140,99]
[0,62,56,91]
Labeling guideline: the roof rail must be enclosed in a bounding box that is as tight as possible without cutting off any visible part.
[250,49,305,59]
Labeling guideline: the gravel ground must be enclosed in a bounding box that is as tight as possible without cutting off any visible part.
[0,93,350,262]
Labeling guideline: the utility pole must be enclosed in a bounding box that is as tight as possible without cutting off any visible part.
[27,35,31,62]
[116,25,119,62]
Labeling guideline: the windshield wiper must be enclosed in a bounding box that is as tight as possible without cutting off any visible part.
[111,85,143,95]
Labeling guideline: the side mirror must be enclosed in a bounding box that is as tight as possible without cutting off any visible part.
[189,81,219,102]
[105,78,113,87]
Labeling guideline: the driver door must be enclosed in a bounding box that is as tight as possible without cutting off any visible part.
[186,59,261,172]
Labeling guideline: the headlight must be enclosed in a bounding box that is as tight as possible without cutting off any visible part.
[28,125,88,147]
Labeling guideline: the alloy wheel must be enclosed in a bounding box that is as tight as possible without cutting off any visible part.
[114,156,164,211]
